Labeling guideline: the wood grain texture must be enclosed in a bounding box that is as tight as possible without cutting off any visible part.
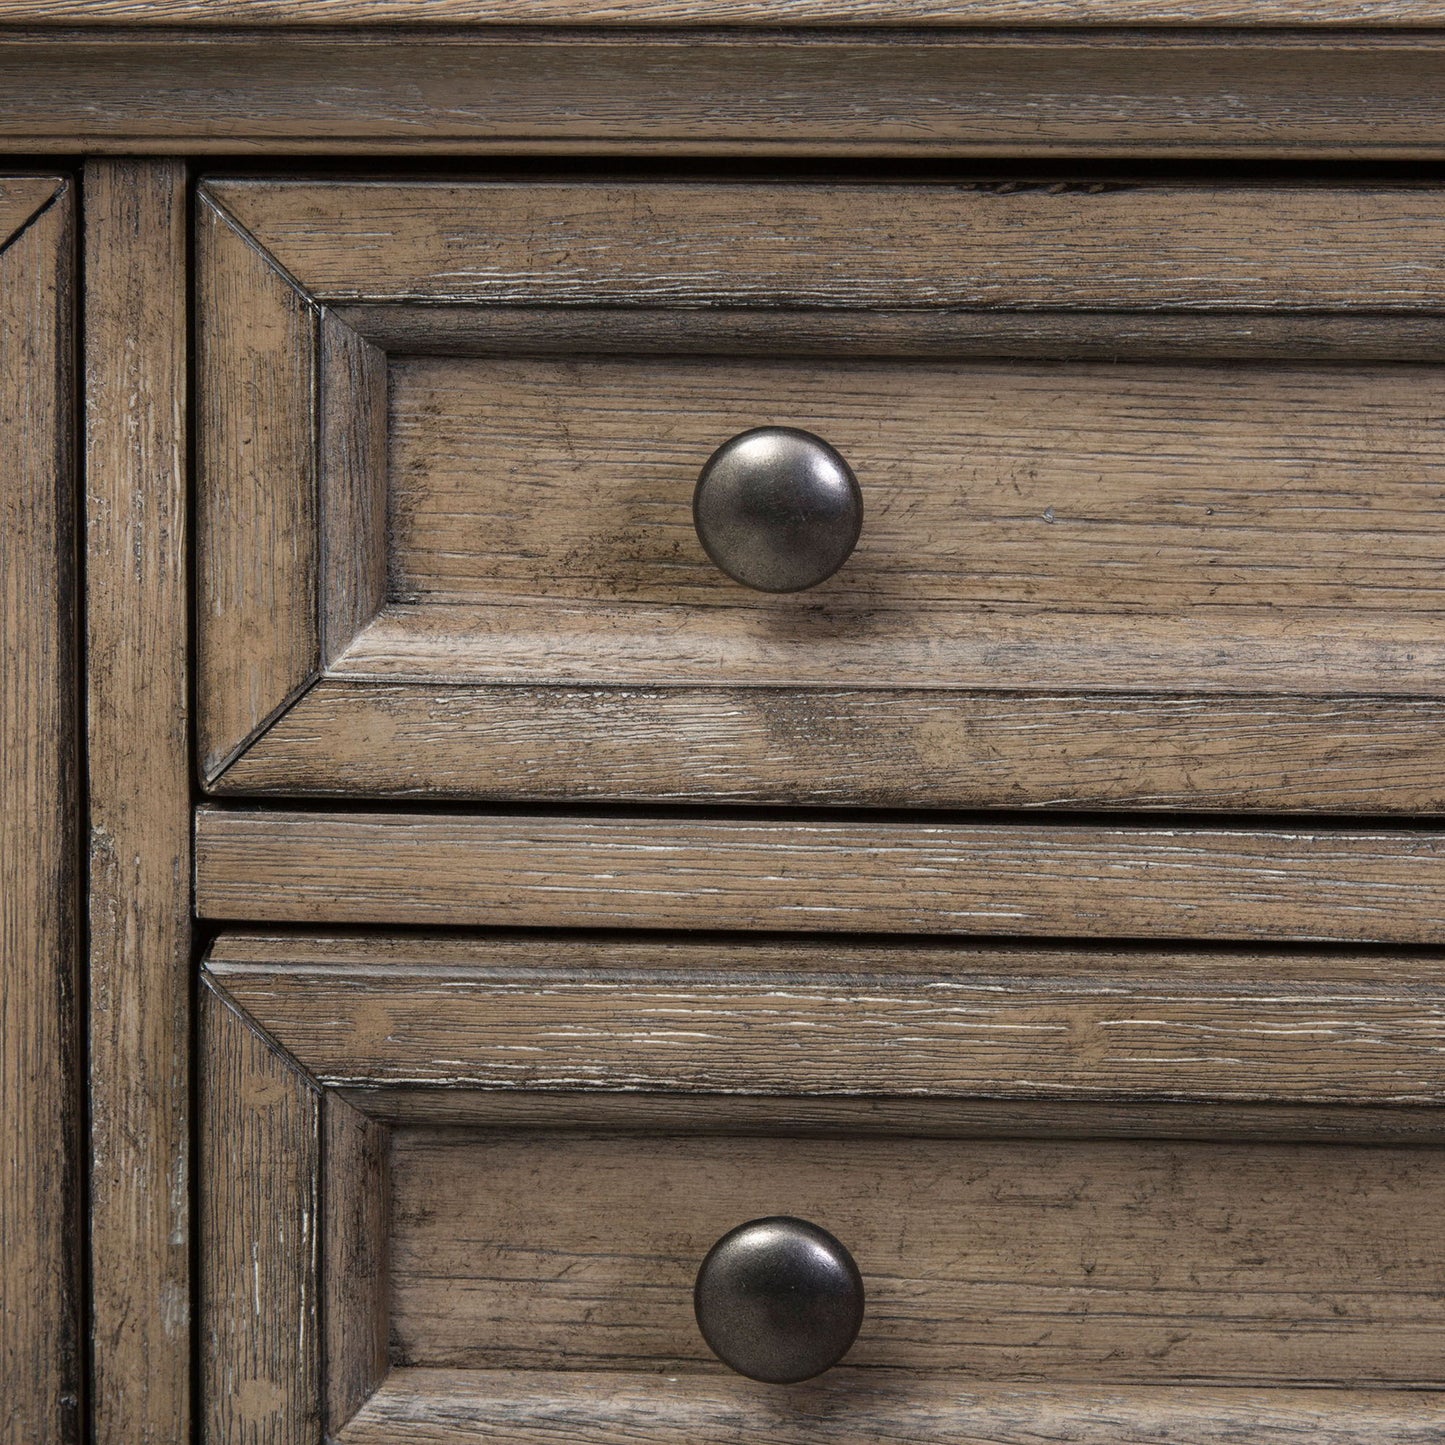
[17,0,1445,24]
[200,980,321,1445]
[388,1130,1445,1381]
[338,1088,1445,1145]
[341,303,1445,362]
[320,311,387,668]
[16,37,1445,158]
[194,809,1445,945]
[390,354,1445,611]
[84,159,191,1445]
[0,174,67,241]
[214,682,1445,813]
[0,178,80,1445]
[197,191,318,778]
[205,933,1445,1105]
[323,1092,390,1437]
[214,180,1445,310]
[340,1371,1445,1445]
[338,600,1445,696]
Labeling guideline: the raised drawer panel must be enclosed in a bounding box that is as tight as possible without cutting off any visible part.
[388,1129,1445,1383]
[197,177,1445,809]
[201,930,1445,1441]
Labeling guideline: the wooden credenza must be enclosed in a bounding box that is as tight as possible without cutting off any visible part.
[7,10,1445,1443]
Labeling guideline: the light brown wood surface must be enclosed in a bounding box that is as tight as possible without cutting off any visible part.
[213,180,1445,309]
[201,188,1445,806]
[320,310,387,670]
[13,36,1445,158]
[0,174,67,238]
[0,177,80,1445]
[391,356,1445,616]
[197,191,318,778]
[341,1089,1445,1145]
[389,1130,1445,1381]
[14,0,1445,23]
[205,932,1445,1105]
[194,809,1445,944]
[340,1371,1445,1445]
[323,1093,390,1436]
[85,159,192,1445]
[216,682,1445,812]
[335,599,1445,694]
[340,303,1445,362]
[200,980,320,1445]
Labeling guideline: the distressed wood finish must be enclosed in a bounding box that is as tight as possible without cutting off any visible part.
[340,1089,1445,1145]
[197,192,318,777]
[194,809,1445,944]
[214,180,1445,310]
[388,1130,1445,1381]
[319,310,387,670]
[200,178,1445,809]
[335,601,1445,693]
[13,37,1445,159]
[84,160,192,1445]
[391,357,1445,615]
[199,979,321,1445]
[18,0,1445,23]
[323,1093,390,1437]
[0,174,66,237]
[0,177,80,1445]
[206,932,1445,1105]
[339,303,1445,361]
[339,1372,1445,1445]
[215,683,1445,812]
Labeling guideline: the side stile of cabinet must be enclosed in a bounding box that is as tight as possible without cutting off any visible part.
[0,176,81,1445]
[84,159,192,1445]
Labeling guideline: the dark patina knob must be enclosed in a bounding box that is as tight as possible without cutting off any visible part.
[693,1216,865,1384]
[693,427,863,592]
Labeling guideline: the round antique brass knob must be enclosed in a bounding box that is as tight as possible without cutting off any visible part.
[693,1216,865,1384]
[693,427,863,592]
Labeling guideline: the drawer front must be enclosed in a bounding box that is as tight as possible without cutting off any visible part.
[200,931,1445,1441]
[197,177,1445,811]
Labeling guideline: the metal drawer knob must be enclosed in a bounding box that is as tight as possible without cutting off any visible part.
[693,1216,865,1383]
[693,427,863,592]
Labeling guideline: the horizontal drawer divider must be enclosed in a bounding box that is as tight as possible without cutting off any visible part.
[204,930,1445,1104]
[196,807,1445,945]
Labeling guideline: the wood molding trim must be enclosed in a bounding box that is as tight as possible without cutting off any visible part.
[206,931,1445,1107]
[337,1371,1445,1445]
[199,978,322,1444]
[0,175,81,1445]
[84,159,191,1445]
[5,34,1445,157]
[15,1,1445,25]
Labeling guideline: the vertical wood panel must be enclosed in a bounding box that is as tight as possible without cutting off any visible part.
[197,192,318,778]
[323,1093,390,1435]
[200,981,321,1445]
[319,311,387,666]
[0,180,81,1444]
[85,158,190,1445]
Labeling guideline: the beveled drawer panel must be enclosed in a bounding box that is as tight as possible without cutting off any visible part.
[200,931,1445,1441]
[197,177,1445,810]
